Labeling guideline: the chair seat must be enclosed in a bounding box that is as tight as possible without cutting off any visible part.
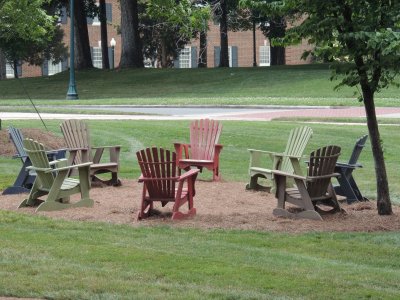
[61,178,80,190]
[145,188,189,202]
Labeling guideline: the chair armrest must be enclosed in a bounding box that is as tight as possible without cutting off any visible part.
[178,169,200,181]
[272,170,306,180]
[26,166,52,172]
[12,154,28,159]
[92,145,121,150]
[335,162,362,169]
[174,142,190,159]
[46,162,92,173]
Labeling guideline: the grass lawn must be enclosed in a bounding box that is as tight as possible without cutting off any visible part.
[0,64,399,106]
[1,211,400,299]
[1,65,400,299]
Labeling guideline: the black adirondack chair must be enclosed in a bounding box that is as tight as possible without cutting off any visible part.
[2,126,66,195]
[334,135,368,203]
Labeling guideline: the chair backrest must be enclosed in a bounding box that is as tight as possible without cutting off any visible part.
[61,119,91,163]
[8,126,27,159]
[23,139,54,190]
[280,126,313,173]
[189,119,222,160]
[307,145,341,198]
[136,147,177,199]
[348,134,368,165]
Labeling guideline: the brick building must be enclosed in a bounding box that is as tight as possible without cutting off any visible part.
[7,1,311,78]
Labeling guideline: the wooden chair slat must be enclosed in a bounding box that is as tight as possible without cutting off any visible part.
[61,119,121,186]
[136,147,199,220]
[18,138,93,212]
[175,119,223,181]
[247,126,313,192]
[272,145,342,220]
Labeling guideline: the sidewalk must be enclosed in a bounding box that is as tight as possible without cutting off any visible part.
[1,106,400,121]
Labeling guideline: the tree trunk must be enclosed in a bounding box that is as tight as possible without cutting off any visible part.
[13,60,18,79]
[252,19,257,67]
[120,0,143,68]
[74,0,93,70]
[270,46,285,65]
[198,30,207,68]
[0,50,6,79]
[361,84,392,215]
[160,39,168,68]
[219,0,229,67]
[99,0,110,69]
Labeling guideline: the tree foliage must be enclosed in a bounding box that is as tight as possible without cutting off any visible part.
[243,0,400,214]
[0,0,59,73]
[143,0,211,67]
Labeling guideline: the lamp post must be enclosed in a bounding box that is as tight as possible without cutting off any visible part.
[66,0,78,100]
[110,38,116,69]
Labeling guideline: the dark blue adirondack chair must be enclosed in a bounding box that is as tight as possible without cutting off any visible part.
[2,126,66,195]
[334,135,368,203]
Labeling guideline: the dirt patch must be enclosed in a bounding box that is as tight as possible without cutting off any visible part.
[1,180,399,233]
[1,128,399,233]
[0,128,65,157]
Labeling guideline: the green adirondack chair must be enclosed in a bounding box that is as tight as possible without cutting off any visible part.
[18,139,93,212]
[272,145,342,220]
[246,126,313,192]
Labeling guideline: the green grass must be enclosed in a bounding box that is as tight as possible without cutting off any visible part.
[1,210,400,299]
[0,64,399,105]
[1,119,400,203]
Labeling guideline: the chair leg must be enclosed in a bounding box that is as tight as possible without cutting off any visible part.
[335,175,359,203]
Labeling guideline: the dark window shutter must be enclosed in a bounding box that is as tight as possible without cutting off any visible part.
[60,7,67,24]
[191,47,197,68]
[17,62,22,77]
[214,46,220,68]
[108,47,113,67]
[106,3,112,22]
[174,58,180,68]
[231,46,238,67]
[42,60,49,76]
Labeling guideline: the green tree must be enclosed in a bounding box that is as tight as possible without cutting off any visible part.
[0,0,57,77]
[243,0,400,215]
[144,0,209,68]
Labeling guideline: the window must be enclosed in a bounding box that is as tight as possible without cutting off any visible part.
[259,46,271,66]
[92,47,103,68]
[6,63,14,78]
[178,47,191,68]
[48,60,62,76]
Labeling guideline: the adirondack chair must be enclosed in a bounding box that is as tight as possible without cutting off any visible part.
[136,147,200,220]
[60,119,121,186]
[334,135,368,203]
[246,126,313,192]
[174,119,223,181]
[272,145,342,220]
[2,126,66,195]
[18,139,93,212]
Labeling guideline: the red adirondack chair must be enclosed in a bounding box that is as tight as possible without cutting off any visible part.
[136,147,200,220]
[174,119,223,181]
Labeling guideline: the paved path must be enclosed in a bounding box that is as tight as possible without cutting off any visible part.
[1,106,400,121]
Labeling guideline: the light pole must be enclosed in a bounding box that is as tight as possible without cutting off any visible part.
[110,38,116,69]
[66,0,78,100]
